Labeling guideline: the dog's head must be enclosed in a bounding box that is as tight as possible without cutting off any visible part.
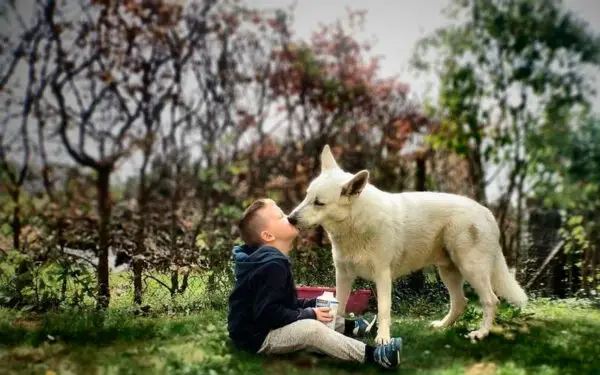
[288,145,369,229]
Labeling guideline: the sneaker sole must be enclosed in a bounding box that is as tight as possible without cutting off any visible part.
[395,337,403,352]
[394,337,402,367]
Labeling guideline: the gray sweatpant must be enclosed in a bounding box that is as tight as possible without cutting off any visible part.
[257,317,366,363]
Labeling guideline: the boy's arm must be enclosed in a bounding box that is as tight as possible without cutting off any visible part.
[252,263,316,329]
[297,297,317,308]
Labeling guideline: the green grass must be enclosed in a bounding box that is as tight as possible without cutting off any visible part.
[1,299,599,375]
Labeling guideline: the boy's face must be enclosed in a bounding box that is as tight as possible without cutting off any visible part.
[258,201,299,244]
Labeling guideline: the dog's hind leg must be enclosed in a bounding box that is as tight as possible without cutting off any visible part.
[459,260,499,341]
[431,264,467,329]
[443,219,499,340]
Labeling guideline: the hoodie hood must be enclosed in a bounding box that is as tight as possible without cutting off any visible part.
[232,244,290,282]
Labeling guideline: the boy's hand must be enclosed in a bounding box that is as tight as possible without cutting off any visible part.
[313,307,333,322]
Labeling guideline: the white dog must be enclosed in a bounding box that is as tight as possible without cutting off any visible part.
[288,145,528,344]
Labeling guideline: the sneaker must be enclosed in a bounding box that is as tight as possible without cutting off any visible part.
[352,314,378,337]
[373,337,402,369]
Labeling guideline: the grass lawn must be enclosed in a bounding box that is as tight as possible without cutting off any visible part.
[1,299,599,375]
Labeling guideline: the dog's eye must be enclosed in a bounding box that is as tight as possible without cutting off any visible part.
[314,199,325,206]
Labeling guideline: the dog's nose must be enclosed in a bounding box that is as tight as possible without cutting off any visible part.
[287,215,298,226]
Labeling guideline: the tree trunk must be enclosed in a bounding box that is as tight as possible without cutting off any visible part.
[570,251,582,295]
[133,169,148,306]
[11,190,21,250]
[406,157,427,293]
[179,272,189,294]
[512,171,525,267]
[591,223,599,293]
[593,240,599,293]
[468,149,487,205]
[96,167,112,310]
[133,247,144,305]
[582,245,590,296]
[551,249,568,298]
[415,158,426,192]
[170,271,179,297]
[60,262,68,303]
[169,178,180,297]
[497,160,522,258]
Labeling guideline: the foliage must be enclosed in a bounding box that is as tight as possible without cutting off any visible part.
[532,115,600,296]
[0,250,96,311]
[534,116,600,209]
[413,0,600,203]
[411,0,600,283]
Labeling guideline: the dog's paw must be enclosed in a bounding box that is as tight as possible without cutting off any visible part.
[375,334,391,345]
[430,320,448,329]
[465,329,489,342]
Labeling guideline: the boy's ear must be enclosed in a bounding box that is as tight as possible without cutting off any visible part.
[260,230,274,243]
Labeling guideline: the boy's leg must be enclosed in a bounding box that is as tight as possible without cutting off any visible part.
[258,319,366,363]
[334,316,346,333]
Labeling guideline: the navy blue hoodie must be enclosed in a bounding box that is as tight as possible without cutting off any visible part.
[227,244,316,353]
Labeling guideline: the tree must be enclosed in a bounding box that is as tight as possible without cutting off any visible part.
[0,0,53,251]
[43,0,193,309]
[105,2,287,300]
[268,9,412,162]
[533,115,600,295]
[412,0,600,263]
[261,8,416,207]
[120,0,217,306]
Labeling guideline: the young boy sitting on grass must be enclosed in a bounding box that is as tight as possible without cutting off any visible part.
[227,198,403,369]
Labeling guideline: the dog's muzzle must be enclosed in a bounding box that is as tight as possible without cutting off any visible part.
[287,214,299,226]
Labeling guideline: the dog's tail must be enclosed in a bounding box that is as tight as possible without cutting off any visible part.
[491,253,528,308]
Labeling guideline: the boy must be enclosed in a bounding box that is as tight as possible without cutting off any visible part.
[227,198,402,369]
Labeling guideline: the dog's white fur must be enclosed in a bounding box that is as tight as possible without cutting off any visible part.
[289,145,528,344]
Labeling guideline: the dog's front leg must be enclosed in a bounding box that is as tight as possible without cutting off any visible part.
[374,268,392,345]
[335,266,355,316]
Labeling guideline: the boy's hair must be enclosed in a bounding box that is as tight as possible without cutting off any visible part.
[238,198,272,247]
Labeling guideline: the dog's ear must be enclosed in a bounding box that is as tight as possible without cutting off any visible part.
[341,170,369,197]
[320,144,339,172]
